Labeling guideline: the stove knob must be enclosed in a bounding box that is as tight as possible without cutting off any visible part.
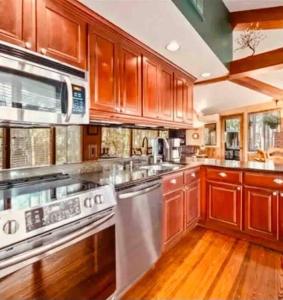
[84,197,94,208]
[3,220,19,235]
[94,194,104,204]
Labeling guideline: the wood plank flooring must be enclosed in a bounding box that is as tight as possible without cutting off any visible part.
[122,227,283,300]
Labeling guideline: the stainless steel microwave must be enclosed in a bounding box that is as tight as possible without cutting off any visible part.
[0,42,89,125]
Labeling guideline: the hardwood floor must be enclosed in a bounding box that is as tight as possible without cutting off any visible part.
[122,227,283,300]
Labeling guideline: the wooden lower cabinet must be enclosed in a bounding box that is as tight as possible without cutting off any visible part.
[207,181,242,230]
[185,180,200,228]
[244,186,278,240]
[163,189,184,246]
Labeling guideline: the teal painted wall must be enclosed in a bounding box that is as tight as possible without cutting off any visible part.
[172,0,232,67]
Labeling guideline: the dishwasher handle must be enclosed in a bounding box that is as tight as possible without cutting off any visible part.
[118,183,161,200]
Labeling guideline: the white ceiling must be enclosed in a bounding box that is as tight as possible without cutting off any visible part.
[79,0,228,79]
[194,81,271,115]
[223,0,283,12]
[252,69,283,89]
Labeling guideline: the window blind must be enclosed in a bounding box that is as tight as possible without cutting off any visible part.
[10,128,51,169]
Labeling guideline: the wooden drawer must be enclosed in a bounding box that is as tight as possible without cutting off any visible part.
[184,168,200,185]
[163,172,184,194]
[244,172,283,190]
[206,167,242,185]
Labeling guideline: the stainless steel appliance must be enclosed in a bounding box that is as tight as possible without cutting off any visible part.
[116,179,162,296]
[0,173,116,300]
[0,42,89,125]
[151,137,169,163]
[168,138,182,161]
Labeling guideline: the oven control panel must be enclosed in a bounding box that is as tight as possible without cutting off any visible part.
[25,198,81,232]
[72,85,86,114]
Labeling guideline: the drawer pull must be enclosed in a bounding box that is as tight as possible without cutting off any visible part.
[237,186,241,191]
[273,192,278,196]
[25,41,32,49]
[170,179,177,185]
[281,193,283,197]
[191,173,196,178]
[219,172,227,178]
[274,178,283,185]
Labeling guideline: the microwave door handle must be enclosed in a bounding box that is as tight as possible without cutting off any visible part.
[0,212,115,278]
[64,76,73,122]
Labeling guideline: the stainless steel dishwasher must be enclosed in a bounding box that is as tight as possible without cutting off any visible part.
[115,179,162,297]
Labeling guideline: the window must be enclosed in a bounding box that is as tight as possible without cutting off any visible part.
[56,126,82,164]
[191,0,204,17]
[0,128,3,169]
[249,110,281,151]
[10,128,51,169]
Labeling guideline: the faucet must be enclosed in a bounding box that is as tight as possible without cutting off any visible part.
[151,137,169,164]
[142,137,149,155]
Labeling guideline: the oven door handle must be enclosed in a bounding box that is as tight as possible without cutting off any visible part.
[64,76,73,122]
[0,212,115,277]
[118,183,161,200]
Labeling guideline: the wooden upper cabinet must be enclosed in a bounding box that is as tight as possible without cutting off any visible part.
[36,0,87,68]
[174,74,186,122]
[184,83,193,124]
[0,0,35,50]
[119,41,142,116]
[207,182,242,230]
[143,56,159,119]
[89,24,118,113]
[244,187,278,240]
[159,65,174,121]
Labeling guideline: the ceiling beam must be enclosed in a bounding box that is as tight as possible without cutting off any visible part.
[194,75,229,86]
[230,6,283,30]
[230,77,283,98]
[230,48,283,78]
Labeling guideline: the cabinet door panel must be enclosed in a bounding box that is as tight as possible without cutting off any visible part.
[174,75,185,122]
[163,190,184,244]
[37,0,87,68]
[89,26,118,113]
[0,0,35,49]
[185,181,200,227]
[159,66,174,121]
[120,42,142,116]
[184,83,193,124]
[244,187,278,240]
[207,182,242,230]
[143,56,159,119]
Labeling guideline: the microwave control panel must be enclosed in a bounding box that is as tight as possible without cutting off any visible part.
[72,85,86,114]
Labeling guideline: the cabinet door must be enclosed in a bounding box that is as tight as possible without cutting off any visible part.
[244,187,278,240]
[159,65,174,121]
[143,56,159,119]
[0,0,35,49]
[163,189,184,244]
[119,41,142,116]
[37,0,87,68]
[207,182,242,230]
[185,180,200,228]
[184,82,193,124]
[89,25,119,113]
[174,74,185,122]
[279,192,283,241]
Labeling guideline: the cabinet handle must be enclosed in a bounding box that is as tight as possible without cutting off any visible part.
[170,179,177,185]
[237,186,241,191]
[273,178,283,185]
[273,191,278,196]
[191,173,196,178]
[219,172,227,178]
[280,193,283,197]
[40,48,47,55]
[24,41,32,49]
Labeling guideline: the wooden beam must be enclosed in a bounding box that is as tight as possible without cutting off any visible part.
[230,77,283,98]
[230,48,283,78]
[230,6,283,30]
[194,75,229,86]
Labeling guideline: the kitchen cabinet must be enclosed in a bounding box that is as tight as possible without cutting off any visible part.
[174,73,186,123]
[279,192,283,241]
[119,40,142,116]
[184,83,193,124]
[207,181,242,230]
[159,65,174,121]
[142,55,160,119]
[185,180,200,228]
[37,0,87,69]
[89,24,119,113]
[0,0,35,50]
[163,189,184,245]
[244,186,278,240]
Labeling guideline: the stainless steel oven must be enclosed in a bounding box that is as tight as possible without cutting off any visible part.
[0,174,116,300]
[0,42,89,125]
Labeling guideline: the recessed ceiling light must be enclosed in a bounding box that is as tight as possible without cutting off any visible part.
[165,40,180,52]
[201,72,211,78]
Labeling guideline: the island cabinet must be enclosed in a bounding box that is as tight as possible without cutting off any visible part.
[205,168,243,231]
[0,0,88,68]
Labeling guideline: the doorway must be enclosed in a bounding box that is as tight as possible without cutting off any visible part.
[221,114,243,161]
